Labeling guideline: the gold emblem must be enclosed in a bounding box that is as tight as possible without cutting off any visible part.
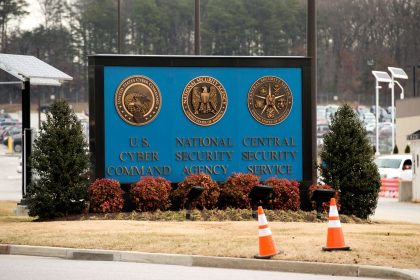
[115,76,161,125]
[248,76,293,125]
[182,76,228,126]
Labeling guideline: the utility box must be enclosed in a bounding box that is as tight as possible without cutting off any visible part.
[399,181,413,202]
[407,130,420,202]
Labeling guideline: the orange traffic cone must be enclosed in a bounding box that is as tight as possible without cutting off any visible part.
[255,206,278,259]
[322,198,351,251]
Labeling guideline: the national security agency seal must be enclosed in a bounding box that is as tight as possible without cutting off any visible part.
[247,76,293,125]
[115,76,161,126]
[182,76,228,126]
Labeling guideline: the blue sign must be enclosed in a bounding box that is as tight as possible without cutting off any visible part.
[103,66,302,183]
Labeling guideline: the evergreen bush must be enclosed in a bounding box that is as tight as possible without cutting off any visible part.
[27,100,90,219]
[89,178,124,213]
[217,173,260,209]
[393,145,399,154]
[130,177,172,211]
[319,104,381,219]
[405,145,410,154]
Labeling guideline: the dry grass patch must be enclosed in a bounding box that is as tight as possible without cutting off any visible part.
[0,201,419,268]
[0,201,17,216]
[0,201,32,223]
[0,218,419,268]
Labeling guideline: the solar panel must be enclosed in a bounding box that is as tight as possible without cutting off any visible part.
[30,78,62,86]
[0,53,72,81]
[372,71,392,83]
[388,67,408,79]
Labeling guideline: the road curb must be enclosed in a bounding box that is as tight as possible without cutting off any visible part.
[0,244,418,279]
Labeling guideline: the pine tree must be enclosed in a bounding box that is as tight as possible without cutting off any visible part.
[319,104,381,219]
[27,100,90,219]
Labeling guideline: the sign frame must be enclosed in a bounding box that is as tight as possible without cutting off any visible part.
[88,55,314,186]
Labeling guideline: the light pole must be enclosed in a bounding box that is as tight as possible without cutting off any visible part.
[387,67,408,153]
[307,0,317,182]
[372,71,392,155]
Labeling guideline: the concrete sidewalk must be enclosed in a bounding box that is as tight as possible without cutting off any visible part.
[0,244,418,280]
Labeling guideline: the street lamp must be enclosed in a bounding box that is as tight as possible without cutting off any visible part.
[185,186,204,220]
[372,71,392,155]
[249,185,273,219]
[311,189,337,219]
[388,67,408,153]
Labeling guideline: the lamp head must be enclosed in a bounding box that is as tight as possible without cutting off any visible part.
[388,67,408,80]
[372,71,392,83]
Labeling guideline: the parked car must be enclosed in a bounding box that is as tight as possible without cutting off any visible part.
[378,122,393,137]
[1,125,21,143]
[0,121,20,135]
[370,106,391,122]
[361,112,376,132]
[325,104,339,123]
[356,105,370,116]
[317,106,327,121]
[317,124,329,138]
[374,154,413,181]
[0,112,11,119]
[386,106,395,116]
[365,122,376,133]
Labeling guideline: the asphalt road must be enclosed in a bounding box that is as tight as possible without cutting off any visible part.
[0,255,386,280]
[374,197,420,224]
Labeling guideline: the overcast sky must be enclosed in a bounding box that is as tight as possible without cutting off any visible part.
[10,0,43,31]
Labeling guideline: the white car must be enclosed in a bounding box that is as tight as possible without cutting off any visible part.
[374,154,413,181]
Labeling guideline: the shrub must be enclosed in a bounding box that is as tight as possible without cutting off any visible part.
[27,100,90,219]
[89,178,124,213]
[264,178,300,211]
[405,145,410,154]
[393,145,399,154]
[319,104,381,219]
[307,183,340,212]
[173,173,220,210]
[218,173,260,209]
[130,177,172,211]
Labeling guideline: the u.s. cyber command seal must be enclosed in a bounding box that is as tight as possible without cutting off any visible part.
[115,75,161,126]
[182,76,228,126]
[248,76,293,125]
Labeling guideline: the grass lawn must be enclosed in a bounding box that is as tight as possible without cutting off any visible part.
[1,201,419,268]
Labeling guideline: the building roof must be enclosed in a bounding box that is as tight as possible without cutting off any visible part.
[0,53,72,86]
[407,130,420,141]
